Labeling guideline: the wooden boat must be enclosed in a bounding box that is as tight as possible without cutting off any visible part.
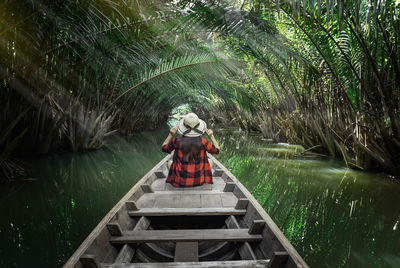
[64,154,309,268]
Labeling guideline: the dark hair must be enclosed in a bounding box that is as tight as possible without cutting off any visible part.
[180,136,202,162]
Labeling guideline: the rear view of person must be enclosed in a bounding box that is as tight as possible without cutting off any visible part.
[162,113,219,187]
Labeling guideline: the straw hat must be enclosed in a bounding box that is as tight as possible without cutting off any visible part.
[177,113,206,137]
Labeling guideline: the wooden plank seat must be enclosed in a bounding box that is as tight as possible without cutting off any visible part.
[135,192,238,209]
[143,190,226,195]
[109,229,263,244]
[128,208,246,217]
[102,260,270,267]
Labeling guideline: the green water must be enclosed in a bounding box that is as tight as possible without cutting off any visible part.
[0,127,399,267]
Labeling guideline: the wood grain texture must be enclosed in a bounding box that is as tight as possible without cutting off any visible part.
[267,251,289,268]
[136,194,156,208]
[141,184,154,193]
[200,194,222,208]
[179,194,201,208]
[150,191,223,195]
[223,182,236,192]
[133,216,150,231]
[106,223,123,236]
[213,169,224,177]
[114,244,134,263]
[102,260,271,267]
[79,254,100,268]
[220,193,237,207]
[238,242,257,260]
[128,208,246,216]
[225,215,240,229]
[151,179,166,191]
[125,201,138,211]
[249,220,266,235]
[110,229,263,243]
[154,194,181,208]
[235,198,249,209]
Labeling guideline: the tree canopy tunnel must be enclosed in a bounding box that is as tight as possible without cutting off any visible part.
[1,0,400,180]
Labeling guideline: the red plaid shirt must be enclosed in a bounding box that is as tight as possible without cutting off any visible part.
[162,137,219,187]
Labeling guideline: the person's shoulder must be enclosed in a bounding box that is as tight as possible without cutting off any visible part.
[201,137,209,144]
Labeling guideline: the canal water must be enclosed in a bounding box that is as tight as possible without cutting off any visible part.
[0,126,399,267]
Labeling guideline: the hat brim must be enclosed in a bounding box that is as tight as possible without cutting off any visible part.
[177,118,206,137]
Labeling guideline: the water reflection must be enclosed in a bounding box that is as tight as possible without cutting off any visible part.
[0,130,166,267]
[217,129,400,268]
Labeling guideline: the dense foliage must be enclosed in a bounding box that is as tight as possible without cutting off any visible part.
[0,0,245,181]
[190,0,400,175]
[1,0,399,181]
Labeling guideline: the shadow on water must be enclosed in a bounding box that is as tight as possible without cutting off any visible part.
[217,129,400,268]
[0,127,399,267]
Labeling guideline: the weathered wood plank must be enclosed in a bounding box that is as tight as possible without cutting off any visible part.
[114,244,135,263]
[154,194,181,208]
[267,251,289,268]
[154,168,167,179]
[212,177,225,184]
[243,204,263,228]
[151,179,166,191]
[212,184,225,191]
[102,260,270,268]
[223,182,236,192]
[174,242,199,262]
[225,215,240,229]
[110,229,263,243]
[220,193,237,207]
[238,242,257,260]
[141,184,154,193]
[128,208,246,216]
[249,220,266,235]
[235,198,249,210]
[152,191,224,195]
[221,172,231,182]
[213,169,224,177]
[184,183,213,191]
[144,173,158,188]
[133,216,150,231]
[200,194,222,208]
[106,223,123,236]
[136,194,156,209]
[179,194,201,208]
[80,254,100,268]
[232,185,246,199]
[125,201,138,211]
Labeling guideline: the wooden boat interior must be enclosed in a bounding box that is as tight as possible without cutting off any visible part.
[64,154,308,268]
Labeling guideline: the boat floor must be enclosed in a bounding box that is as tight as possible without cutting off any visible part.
[66,155,308,268]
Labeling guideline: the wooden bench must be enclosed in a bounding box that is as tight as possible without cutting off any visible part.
[109,229,263,244]
[128,208,246,216]
[101,260,270,267]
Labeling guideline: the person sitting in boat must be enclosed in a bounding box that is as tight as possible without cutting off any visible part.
[162,112,220,187]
